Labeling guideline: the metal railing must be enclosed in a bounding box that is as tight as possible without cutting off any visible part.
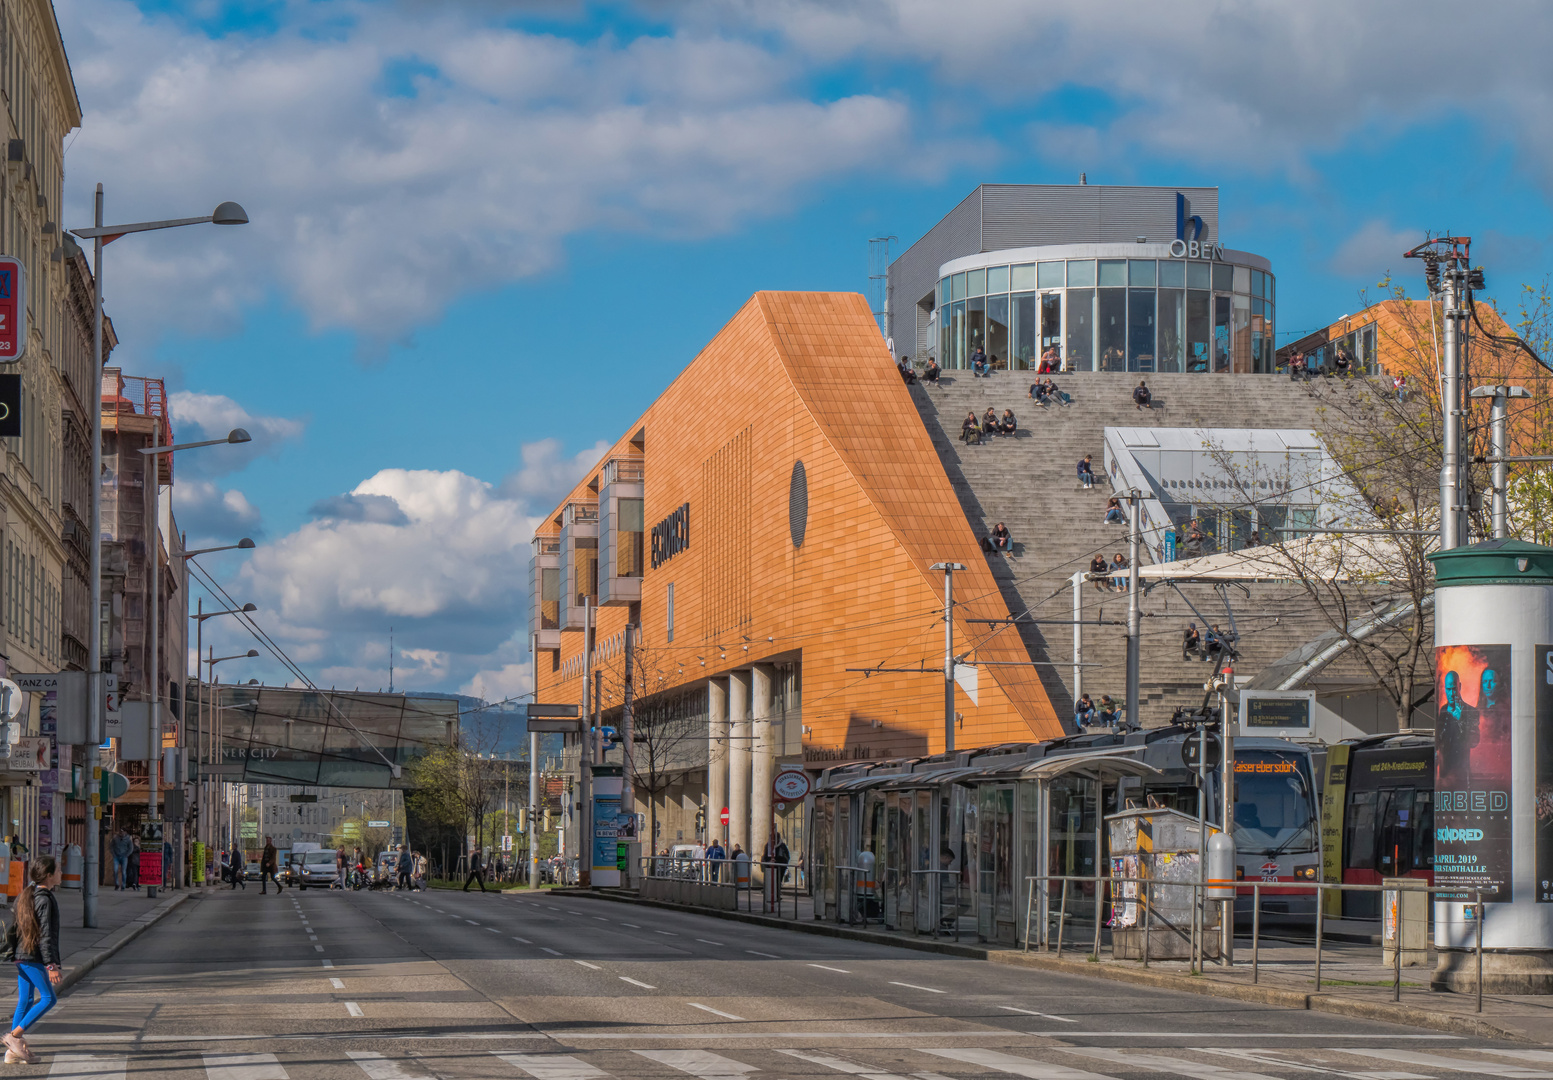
[1021,873,1486,1013]
[639,856,807,918]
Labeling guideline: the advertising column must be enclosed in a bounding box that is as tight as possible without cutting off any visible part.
[1429,540,1553,994]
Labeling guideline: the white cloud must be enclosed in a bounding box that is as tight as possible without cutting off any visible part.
[57,0,910,346]
[167,391,306,479]
[498,438,610,505]
[1329,221,1421,279]
[171,479,264,540]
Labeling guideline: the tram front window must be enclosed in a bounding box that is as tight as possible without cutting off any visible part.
[1233,751,1318,856]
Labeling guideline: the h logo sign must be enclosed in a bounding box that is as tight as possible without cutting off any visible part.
[1176,193,1204,243]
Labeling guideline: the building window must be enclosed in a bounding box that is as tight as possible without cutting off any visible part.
[666,583,674,644]
[617,497,644,578]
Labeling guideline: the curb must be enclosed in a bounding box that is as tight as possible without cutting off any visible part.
[60,893,188,994]
[539,888,1534,1044]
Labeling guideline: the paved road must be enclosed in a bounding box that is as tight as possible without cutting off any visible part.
[20,885,1544,1079]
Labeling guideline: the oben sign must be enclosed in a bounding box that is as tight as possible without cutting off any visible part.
[1169,239,1225,260]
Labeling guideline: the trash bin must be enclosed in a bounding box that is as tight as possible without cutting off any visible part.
[1383,876,1428,967]
[61,844,82,889]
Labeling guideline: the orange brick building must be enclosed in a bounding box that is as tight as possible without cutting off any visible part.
[531,292,1063,856]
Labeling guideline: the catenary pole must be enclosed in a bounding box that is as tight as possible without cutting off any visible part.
[931,564,963,753]
[147,415,161,897]
[1126,489,1141,731]
[1440,266,1465,550]
[84,184,105,928]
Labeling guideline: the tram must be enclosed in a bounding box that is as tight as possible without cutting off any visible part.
[809,724,1322,945]
[1319,732,1434,919]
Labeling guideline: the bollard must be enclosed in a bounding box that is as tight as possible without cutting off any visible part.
[1056,878,1070,959]
[1251,884,1261,984]
[1023,879,1034,954]
[1476,892,1484,1014]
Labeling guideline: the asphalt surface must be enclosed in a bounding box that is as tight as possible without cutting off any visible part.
[13,883,1547,1079]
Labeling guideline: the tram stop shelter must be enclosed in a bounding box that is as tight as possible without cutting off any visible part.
[1023,747,1162,951]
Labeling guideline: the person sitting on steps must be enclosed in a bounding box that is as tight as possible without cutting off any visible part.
[998,409,1017,436]
[991,522,1012,554]
[1133,380,1152,411]
[924,357,941,385]
[961,411,981,445]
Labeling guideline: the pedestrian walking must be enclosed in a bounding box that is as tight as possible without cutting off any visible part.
[2,856,62,1064]
[259,836,283,895]
[335,845,347,889]
[396,844,412,891]
[127,836,140,891]
[109,829,130,891]
[704,838,725,882]
[413,851,428,891]
[463,848,488,893]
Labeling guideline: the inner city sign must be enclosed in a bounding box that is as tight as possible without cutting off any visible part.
[650,502,689,569]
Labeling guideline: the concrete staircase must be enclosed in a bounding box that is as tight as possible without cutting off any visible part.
[909,370,1365,728]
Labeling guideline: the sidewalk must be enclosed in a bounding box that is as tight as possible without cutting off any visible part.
[51,883,190,991]
[551,887,1553,1044]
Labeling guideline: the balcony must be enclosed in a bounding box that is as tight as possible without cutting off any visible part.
[600,460,644,607]
[530,535,561,652]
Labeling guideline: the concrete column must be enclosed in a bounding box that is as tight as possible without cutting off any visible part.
[707,678,729,844]
[751,664,776,865]
[728,670,752,856]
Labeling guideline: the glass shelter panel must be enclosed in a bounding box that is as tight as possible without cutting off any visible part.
[1067,289,1094,371]
[1011,293,1036,368]
[1099,289,1126,371]
[1128,287,1156,372]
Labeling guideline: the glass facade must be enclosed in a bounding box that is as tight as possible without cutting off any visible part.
[938,256,1274,373]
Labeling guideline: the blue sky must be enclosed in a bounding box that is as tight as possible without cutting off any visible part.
[51,0,1553,698]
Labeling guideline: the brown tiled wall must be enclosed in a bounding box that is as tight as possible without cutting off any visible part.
[536,292,1064,762]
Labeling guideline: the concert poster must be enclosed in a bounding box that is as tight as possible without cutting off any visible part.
[1434,644,1512,902]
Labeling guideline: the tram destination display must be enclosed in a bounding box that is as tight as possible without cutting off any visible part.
[1238,690,1314,739]
[1435,643,1513,902]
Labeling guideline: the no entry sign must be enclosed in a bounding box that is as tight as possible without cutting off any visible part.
[719,806,730,826]
[0,258,26,363]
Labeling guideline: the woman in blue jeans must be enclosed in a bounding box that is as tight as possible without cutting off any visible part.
[4,856,61,1064]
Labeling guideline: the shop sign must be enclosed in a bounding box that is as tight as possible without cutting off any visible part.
[650,502,690,569]
[1168,239,1225,260]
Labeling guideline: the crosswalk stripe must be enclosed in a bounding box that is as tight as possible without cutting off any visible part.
[1196,1048,1430,1079]
[919,1048,1115,1079]
[204,1053,288,1080]
[47,1054,127,1080]
[495,1051,610,1079]
[1486,1053,1553,1066]
[1340,1050,1553,1078]
[776,1048,911,1079]
[347,1051,436,1080]
[634,1050,758,1078]
[1061,1047,1277,1080]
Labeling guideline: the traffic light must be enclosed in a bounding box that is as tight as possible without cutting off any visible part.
[518,808,527,832]
[542,809,551,832]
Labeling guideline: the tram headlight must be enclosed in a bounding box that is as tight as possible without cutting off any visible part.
[1295,865,1317,880]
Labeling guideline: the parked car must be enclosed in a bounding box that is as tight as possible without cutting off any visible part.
[244,860,260,881]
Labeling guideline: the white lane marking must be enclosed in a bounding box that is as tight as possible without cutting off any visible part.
[493,1052,609,1079]
[1064,1047,1279,1079]
[619,976,657,989]
[1196,1048,1429,1079]
[1340,1050,1553,1078]
[46,1053,127,1079]
[512,936,532,944]
[999,1006,1077,1023]
[203,1053,289,1080]
[435,909,445,913]
[320,960,334,969]
[655,930,678,936]
[345,1002,365,1018]
[467,920,481,926]
[744,950,778,958]
[487,927,500,933]
[541,947,563,955]
[330,978,345,990]
[920,1049,1113,1079]
[808,964,851,973]
[634,1049,757,1076]
[593,916,609,922]
[573,960,602,970]
[696,939,724,946]
[888,981,944,993]
[307,935,317,941]
[346,1050,436,1079]
[313,945,324,952]
[776,1048,910,1079]
[621,923,640,928]
[683,1003,745,1021]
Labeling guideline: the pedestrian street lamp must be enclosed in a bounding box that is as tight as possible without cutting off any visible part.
[70,189,248,925]
[136,429,252,897]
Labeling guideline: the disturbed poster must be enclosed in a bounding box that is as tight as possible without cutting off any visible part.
[1538,646,1553,902]
[1435,644,1512,902]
